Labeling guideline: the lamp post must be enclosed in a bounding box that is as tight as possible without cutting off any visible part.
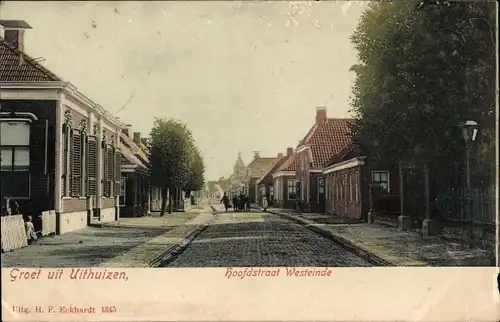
[459,120,479,248]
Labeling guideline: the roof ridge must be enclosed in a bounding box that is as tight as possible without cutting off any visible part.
[0,38,62,81]
[297,123,317,148]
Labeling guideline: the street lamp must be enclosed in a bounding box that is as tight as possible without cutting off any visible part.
[459,120,479,248]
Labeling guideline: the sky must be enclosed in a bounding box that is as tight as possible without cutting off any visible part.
[1,1,369,181]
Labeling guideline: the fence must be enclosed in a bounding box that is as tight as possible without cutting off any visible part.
[41,210,56,236]
[437,186,495,223]
[1,215,28,252]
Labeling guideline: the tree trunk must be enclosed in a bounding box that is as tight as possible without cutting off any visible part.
[169,187,173,214]
[160,188,168,216]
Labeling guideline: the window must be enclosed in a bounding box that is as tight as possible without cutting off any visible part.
[287,179,296,200]
[355,172,360,203]
[118,177,126,206]
[372,171,390,193]
[300,154,305,170]
[0,120,31,198]
[270,186,274,199]
[349,173,354,202]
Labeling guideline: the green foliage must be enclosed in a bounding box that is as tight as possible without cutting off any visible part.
[149,118,195,189]
[350,1,496,185]
[185,146,205,192]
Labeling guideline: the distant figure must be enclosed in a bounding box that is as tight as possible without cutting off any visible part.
[238,193,245,212]
[25,216,37,244]
[232,195,239,212]
[220,192,230,212]
[262,196,268,212]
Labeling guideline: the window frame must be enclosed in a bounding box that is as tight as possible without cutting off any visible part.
[0,119,32,199]
[372,170,390,193]
[355,171,360,203]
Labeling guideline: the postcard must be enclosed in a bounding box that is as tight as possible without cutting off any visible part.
[1,1,498,321]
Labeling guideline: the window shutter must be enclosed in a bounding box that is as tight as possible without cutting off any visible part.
[25,120,47,199]
[71,129,82,197]
[105,146,114,196]
[114,150,122,196]
[81,134,87,197]
[61,126,68,196]
[87,136,98,196]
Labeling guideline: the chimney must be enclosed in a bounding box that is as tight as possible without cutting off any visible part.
[140,138,148,146]
[0,20,32,52]
[316,106,327,126]
[253,151,260,160]
[122,128,130,137]
[287,147,293,156]
[277,153,284,158]
[133,132,141,144]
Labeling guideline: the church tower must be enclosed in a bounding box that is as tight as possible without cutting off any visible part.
[233,152,245,177]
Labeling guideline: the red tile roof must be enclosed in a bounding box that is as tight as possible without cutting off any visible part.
[298,118,356,169]
[277,153,298,172]
[0,38,62,82]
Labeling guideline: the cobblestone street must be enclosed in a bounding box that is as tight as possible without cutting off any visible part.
[162,206,375,267]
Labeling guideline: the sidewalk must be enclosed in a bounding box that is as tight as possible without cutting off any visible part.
[1,206,215,268]
[100,211,215,267]
[264,207,494,267]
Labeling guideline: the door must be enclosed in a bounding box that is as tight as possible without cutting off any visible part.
[318,177,325,213]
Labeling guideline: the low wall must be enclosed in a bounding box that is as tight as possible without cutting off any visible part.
[1,215,28,252]
[59,211,87,234]
[100,208,116,223]
[41,210,56,236]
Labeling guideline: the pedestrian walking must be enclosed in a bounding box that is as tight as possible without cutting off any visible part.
[232,195,238,212]
[220,192,230,212]
[239,193,245,212]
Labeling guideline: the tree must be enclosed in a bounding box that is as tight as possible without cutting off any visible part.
[349,1,496,187]
[150,118,193,215]
[184,146,206,196]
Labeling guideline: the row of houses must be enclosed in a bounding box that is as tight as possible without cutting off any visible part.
[221,106,393,223]
[0,20,168,251]
[220,108,494,248]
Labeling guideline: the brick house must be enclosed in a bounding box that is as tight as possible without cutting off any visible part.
[323,137,401,221]
[0,21,125,236]
[243,152,280,203]
[272,148,298,209]
[257,148,293,206]
[294,107,354,213]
